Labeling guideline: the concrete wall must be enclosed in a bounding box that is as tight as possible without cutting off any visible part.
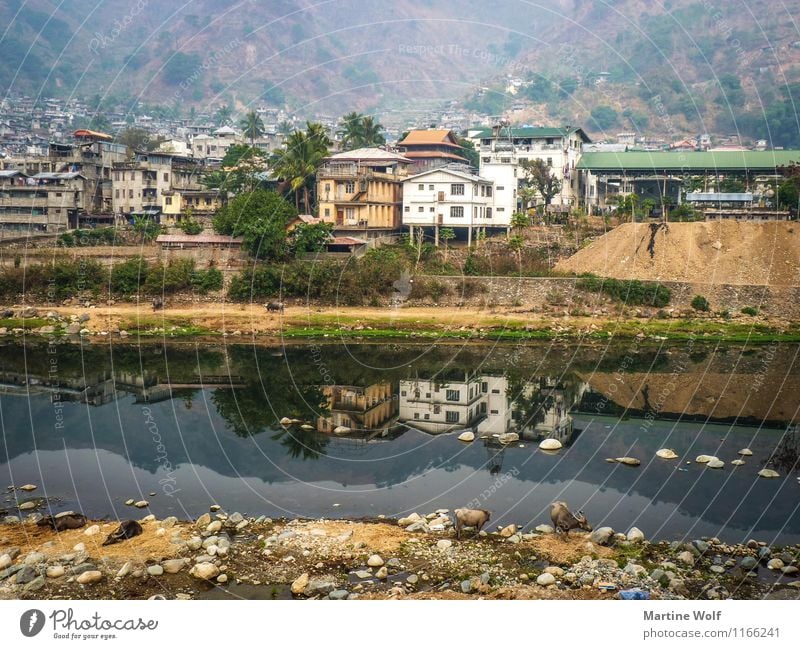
[408,274,800,318]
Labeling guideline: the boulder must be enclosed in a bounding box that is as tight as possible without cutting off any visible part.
[76,571,103,585]
[195,513,211,528]
[758,469,780,478]
[695,455,717,464]
[162,559,188,574]
[539,438,562,451]
[46,565,65,578]
[738,448,753,456]
[537,572,556,586]
[499,524,517,538]
[615,457,641,466]
[535,524,554,534]
[457,431,475,442]
[676,551,695,566]
[706,458,725,469]
[291,573,309,595]
[190,562,220,580]
[367,554,384,567]
[398,512,423,527]
[590,527,615,545]
[656,449,678,459]
[626,527,645,543]
[498,432,519,444]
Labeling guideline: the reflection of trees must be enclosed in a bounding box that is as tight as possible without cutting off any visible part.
[508,376,555,430]
[270,427,329,460]
[769,427,799,473]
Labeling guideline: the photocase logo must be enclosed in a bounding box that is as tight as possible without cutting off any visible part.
[20,609,45,637]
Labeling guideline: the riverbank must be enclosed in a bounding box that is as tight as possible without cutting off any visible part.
[2,303,799,343]
[2,508,799,601]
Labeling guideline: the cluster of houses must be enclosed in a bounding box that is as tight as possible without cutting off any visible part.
[2,95,800,240]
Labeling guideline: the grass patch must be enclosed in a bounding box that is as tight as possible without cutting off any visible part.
[0,317,52,329]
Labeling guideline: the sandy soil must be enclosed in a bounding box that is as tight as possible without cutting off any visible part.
[556,221,800,286]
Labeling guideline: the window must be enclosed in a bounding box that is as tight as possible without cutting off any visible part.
[497,207,505,212]
[325,183,330,192]
[418,184,424,190]
[345,208,355,219]
[490,409,499,415]
[482,157,490,163]
[480,186,485,196]
[500,157,511,163]
[131,172,136,181]
[450,205,464,218]
[429,206,435,212]
[129,189,133,198]
[547,157,553,167]
[165,197,172,205]
[486,207,492,219]
[492,389,500,394]
[482,382,488,393]
[414,413,420,420]
[426,393,431,398]
[164,173,169,182]
[401,390,407,397]
[433,405,441,414]
[451,183,464,195]
[345,181,355,193]
[424,413,430,420]
[114,172,120,181]
[418,206,424,212]
[496,186,504,191]
[404,205,410,212]
[445,411,459,423]
[205,198,211,205]
[115,189,120,198]
[428,184,434,190]
[486,186,492,197]
[446,389,460,401]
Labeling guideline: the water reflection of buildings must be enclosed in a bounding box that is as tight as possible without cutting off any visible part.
[316,382,398,437]
[398,372,586,446]
[0,369,244,406]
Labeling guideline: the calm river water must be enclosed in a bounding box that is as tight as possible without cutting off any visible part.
[1,340,798,544]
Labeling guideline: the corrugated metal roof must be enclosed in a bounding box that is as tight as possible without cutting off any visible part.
[472,125,591,142]
[398,129,460,147]
[328,148,412,163]
[0,170,25,177]
[32,172,84,180]
[577,150,800,171]
[686,192,754,201]
[330,236,367,245]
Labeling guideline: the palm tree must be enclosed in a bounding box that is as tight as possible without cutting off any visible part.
[276,120,293,139]
[270,124,330,213]
[240,110,265,145]
[214,104,233,126]
[360,116,385,146]
[337,111,364,149]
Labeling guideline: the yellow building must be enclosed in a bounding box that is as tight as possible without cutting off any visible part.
[316,148,410,240]
[161,188,222,226]
[316,382,397,435]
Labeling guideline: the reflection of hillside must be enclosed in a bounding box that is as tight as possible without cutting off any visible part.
[577,372,800,425]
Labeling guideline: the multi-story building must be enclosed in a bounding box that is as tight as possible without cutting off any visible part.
[0,170,86,232]
[190,126,242,162]
[316,148,411,241]
[398,371,487,435]
[469,124,590,211]
[396,129,470,173]
[401,165,497,244]
[316,382,398,436]
[112,153,173,220]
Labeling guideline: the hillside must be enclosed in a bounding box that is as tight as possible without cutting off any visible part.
[555,221,800,286]
[2,0,798,138]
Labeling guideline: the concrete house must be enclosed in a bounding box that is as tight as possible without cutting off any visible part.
[396,129,469,173]
[316,148,411,241]
[402,166,497,244]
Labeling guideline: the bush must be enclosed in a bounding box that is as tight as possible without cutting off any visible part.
[576,274,671,307]
[192,267,224,293]
[58,228,118,247]
[180,219,203,235]
[691,295,710,312]
[741,306,758,316]
[110,257,149,295]
[144,259,196,295]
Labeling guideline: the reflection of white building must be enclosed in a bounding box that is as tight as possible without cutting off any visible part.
[399,372,486,434]
[398,373,511,435]
[513,378,587,444]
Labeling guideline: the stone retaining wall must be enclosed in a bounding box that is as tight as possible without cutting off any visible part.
[408,275,800,318]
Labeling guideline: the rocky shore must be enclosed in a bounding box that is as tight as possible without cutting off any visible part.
[2,506,799,601]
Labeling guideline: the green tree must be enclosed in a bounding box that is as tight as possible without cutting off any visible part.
[510,211,531,233]
[519,158,562,209]
[439,227,455,261]
[456,136,479,168]
[240,110,265,145]
[291,221,333,256]
[508,234,524,268]
[337,112,384,149]
[214,104,233,126]
[590,105,618,130]
[116,128,159,152]
[277,120,293,138]
[213,189,297,259]
[269,123,330,213]
[778,179,800,210]
[131,215,162,242]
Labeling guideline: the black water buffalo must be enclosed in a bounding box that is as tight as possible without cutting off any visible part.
[102,520,143,546]
[152,296,164,311]
[265,301,285,313]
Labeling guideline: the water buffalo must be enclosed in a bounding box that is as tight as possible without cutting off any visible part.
[550,501,592,535]
[37,513,88,532]
[152,296,164,311]
[453,508,491,539]
[265,301,285,313]
[102,520,143,546]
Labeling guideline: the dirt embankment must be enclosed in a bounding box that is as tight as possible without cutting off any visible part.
[556,222,800,286]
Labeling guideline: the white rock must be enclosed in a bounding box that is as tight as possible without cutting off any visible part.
[626,527,645,543]
[498,432,519,444]
[124,499,135,506]
[147,565,164,576]
[84,525,101,536]
[767,558,785,570]
[73,542,86,552]
[436,539,453,551]
[280,417,292,426]
[333,426,351,435]
[499,524,518,538]
[615,457,641,466]
[206,520,222,533]
[0,554,11,570]
[116,562,132,579]
[656,448,678,459]
[76,570,103,585]
[18,501,37,510]
[457,431,475,442]
[134,500,149,508]
[195,513,211,528]
[375,566,388,579]
[731,459,746,466]
[695,455,717,464]
[539,438,562,451]
[190,562,220,580]
[758,469,780,478]
[162,559,187,574]
[398,513,422,527]
[19,484,37,491]
[46,565,65,578]
[706,458,725,469]
[291,573,309,594]
[367,554,384,567]
[738,448,753,456]
[536,572,556,586]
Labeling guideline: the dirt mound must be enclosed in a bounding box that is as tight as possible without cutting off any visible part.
[555,222,800,286]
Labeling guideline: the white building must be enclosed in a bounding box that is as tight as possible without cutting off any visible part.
[468,125,590,211]
[190,126,242,162]
[401,166,497,244]
[398,372,486,435]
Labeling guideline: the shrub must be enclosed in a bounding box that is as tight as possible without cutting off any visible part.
[463,254,481,276]
[741,306,758,316]
[576,274,671,307]
[143,259,196,295]
[691,295,710,312]
[110,257,149,295]
[180,219,203,235]
[192,267,224,293]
